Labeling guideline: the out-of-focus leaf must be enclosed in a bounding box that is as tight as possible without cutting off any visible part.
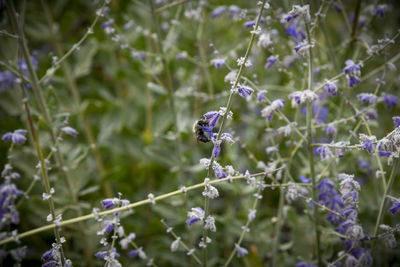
[72,39,98,78]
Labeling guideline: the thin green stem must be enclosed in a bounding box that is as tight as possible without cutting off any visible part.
[371,158,399,254]
[202,2,267,266]
[149,0,184,184]
[0,169,291,246]
[304,15,321,266]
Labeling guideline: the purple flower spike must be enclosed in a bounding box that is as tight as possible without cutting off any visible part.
[3,129,28,145]
[325,82,337,96]
[95,251,108,259]
[61,126,78,137]
[389,200,400,214]
[378,151,391,157]
[357,93,376,104]
[343,60,361,88]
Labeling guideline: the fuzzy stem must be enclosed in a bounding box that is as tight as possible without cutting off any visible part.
[371,158,399,254]
[0,169,291,246]
[304,15,322,266]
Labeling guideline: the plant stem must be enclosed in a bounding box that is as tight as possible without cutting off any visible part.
[148,0,184,184]
[202,2,267,265]
[371,158,399,254]
[304,15,322,266]
[0,169,290,246]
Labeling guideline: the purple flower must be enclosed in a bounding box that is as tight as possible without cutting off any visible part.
[0,71,16,94]
[211,6,226,18]
[244,18,264,28]
[229,5,240,17]
[294,42,307,53]
[343,60,361,88]
[286,22,298,39]
[325,81,338,96]
[101,198,116,209]
[333,3,342,13]
[61,126,78,137]
[375,5,385,18]
[299,175,311,183]
[383,94,398,110]
[128,249,138,258]
[378,151,391,157]
[104,220,115,234]
[95,250,108,259]
[43,261,58,267]
[212,144,221,158]
[362,140,373,154]
[393,116,400,128]
[203,111,220,129]
[214,166,227,179]
[325,125,336,135]
[41,249,54,261]
[211,58,225,68]
[2,129,27,145]
[238,85,254,98]
[186,217,200,226]
[389,200,400,214]
[357,93,376,104]
[266,56,277,69]
[235,244,248,257]
[257,90,266,102]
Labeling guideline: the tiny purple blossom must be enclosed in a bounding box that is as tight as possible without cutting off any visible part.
[343,60,361,88]
[0,70,16,94]
[362,140,373,154]
[128,250,138,258]
[294,42,307,53]
[325,81,337,96]
[389,200,400,214]
[375,5,385,18]
[378,151,391,157]
[215,166,227,179]
[211,58,225,68]
[101,198,116,209]
[43,261,58,267]
[212,144,221,158]
[383,94,398,110]
[3,129,28,145]
[244,18,264,28]
[235,244,248,257]
[229,5,240,17]
[104,220,115,234]
[357,93,376,104]
[211,6,226,18]
[238,85,254,98]
[95,251,108,259]
[203,111,220,129]
[61,126,78,137]
[393,116,400,128]
[257,90,267,102]
[325,125,336,135]
[41,249,54,261]
[299,175,311,183]
[266,56,277,69]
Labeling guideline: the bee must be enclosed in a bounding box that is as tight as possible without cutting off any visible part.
[193,119,211,143]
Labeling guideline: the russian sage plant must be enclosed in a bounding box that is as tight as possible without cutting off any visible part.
[0,0,400,266]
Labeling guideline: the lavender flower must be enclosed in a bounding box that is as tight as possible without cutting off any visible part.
[357,93,377,104]
[210,58,225,68]
[325,80,338,96]
[393,116,400,128]
[203,111,220,128]
[343,60,361,88]
[186,207,205,226]
[389,200,400,214]
[0,70,16,94]
[325,124,336,135]
[211,6,226,18]
[2,129,27,145]
[261,99,285,121]
[257,90,267,102]
[375,5,386,18]
[237,85,254,98]
[234,244,248,257]
[383,94,398,110]
[61,126,78,137]
[265,56,277,69]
